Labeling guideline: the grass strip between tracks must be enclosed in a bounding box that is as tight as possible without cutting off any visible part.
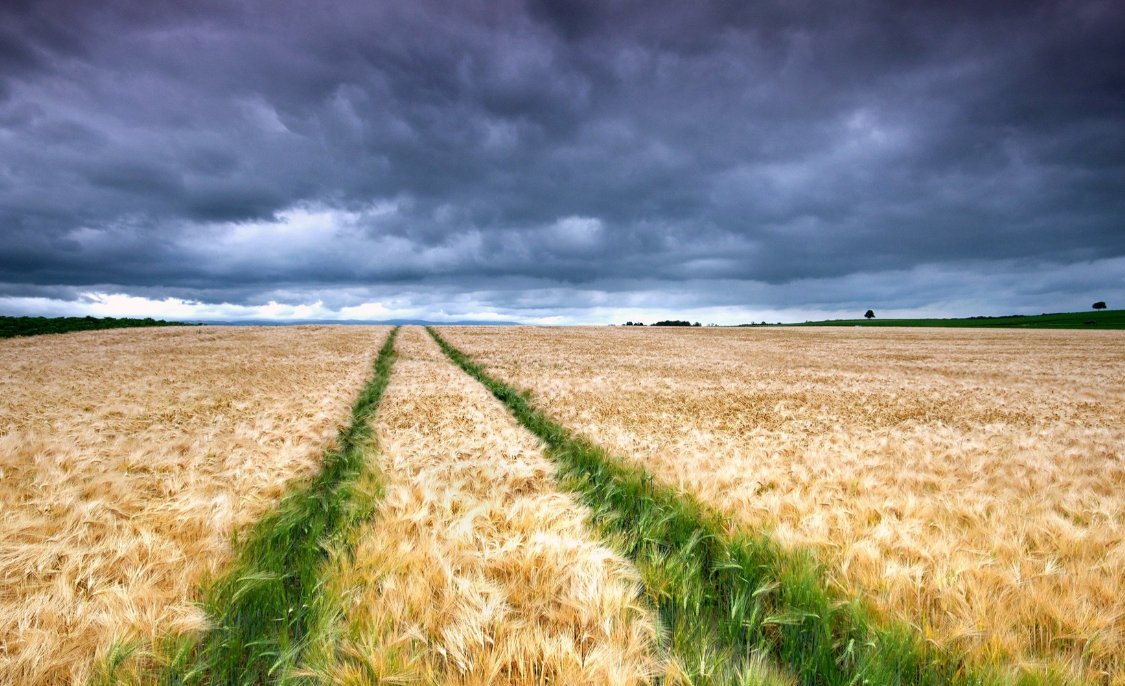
[427,326,1047,686]
[150,327,399,685]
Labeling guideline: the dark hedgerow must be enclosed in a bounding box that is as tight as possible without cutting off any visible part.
[0,315,192,338]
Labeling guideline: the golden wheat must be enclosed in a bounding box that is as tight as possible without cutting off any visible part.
[0,325,388,686]
[310,327,671,685]
[442,325,1125,683]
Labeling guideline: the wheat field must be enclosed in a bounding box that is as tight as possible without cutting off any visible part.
[5,323,1121,685]
[0,325,387,686]
[442,325,1125,683]
[309,326,670,685]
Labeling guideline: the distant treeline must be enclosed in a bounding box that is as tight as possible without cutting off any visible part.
[624,320,701,327]
[0,316,193,338]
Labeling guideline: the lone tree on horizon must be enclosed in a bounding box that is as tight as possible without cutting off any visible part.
[864,309,875,319]
[1093,301,1107,310]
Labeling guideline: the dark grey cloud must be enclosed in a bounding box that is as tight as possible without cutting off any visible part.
[0,0,1122,322]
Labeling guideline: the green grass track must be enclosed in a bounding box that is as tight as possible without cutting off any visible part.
[159,326,398,685]
[427,327,1060,686]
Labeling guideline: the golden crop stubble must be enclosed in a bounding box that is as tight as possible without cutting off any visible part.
[316,327,669,686]
[0,325,388,686]
[442,325,1125,683]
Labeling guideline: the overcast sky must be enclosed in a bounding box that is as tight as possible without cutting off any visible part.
[1,0,1122,324]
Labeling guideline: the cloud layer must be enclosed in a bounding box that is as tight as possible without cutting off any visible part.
[2,0,1123,323]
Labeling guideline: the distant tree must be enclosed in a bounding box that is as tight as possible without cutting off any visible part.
[1092,301,1107,310]
[692,322,701,327]
[625,321,633,326]
[864,310,875,319]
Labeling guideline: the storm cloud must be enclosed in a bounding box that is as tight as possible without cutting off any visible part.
[1,0,1122,323]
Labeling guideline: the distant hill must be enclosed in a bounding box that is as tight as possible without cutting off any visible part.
[194,318,516,326]
[791,309,1125,329]
[0,315,192,338]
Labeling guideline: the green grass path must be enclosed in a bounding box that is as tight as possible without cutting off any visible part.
[154,327,398,685]
[427,327,1050,686]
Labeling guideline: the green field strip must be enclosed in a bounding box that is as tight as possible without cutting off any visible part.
[145,327,400,685]
[789,309,1125,329]
[427,327,1063,686]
